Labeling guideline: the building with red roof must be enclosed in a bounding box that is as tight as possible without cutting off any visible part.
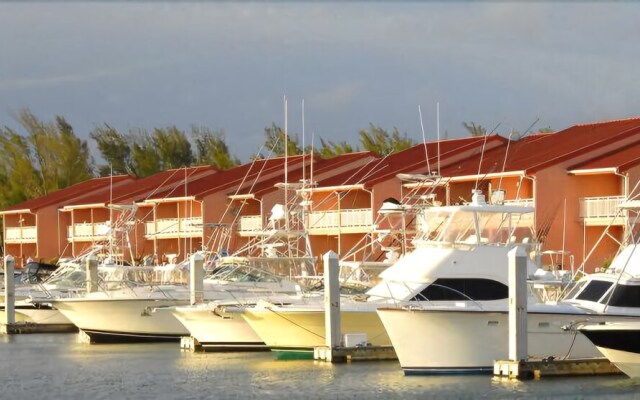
[1,175,135,267]
[433,117,640,272]
[4,116,640,273]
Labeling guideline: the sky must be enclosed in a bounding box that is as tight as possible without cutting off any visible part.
[1,1,639,163]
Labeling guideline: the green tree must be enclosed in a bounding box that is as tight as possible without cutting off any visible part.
[152,126,193,170]
[537,127,554,133]
[262,123,302,157]
[55,116,94,188]
[462,122,487,137]
[358,123,413,156]
[192,126,240,170]
[315,137,356,158]
[0,109,94,208]
[90,124,133,176]
[0,128,40,207]
[129,129,161,178]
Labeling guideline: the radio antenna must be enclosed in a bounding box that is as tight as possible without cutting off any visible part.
[418,105,431,175]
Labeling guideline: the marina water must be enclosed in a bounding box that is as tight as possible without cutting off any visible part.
[1,333,639,399]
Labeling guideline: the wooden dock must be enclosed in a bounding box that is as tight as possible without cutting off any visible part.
[494,357,622,380]
[313,345,397,363]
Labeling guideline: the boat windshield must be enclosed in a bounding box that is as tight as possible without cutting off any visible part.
[205,263,280,283]
[42,264,87,289]
[424,209,534,246]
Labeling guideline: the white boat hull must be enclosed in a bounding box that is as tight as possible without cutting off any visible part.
[171,305,265,350]
[377,308,602,374]
[242,304,390,354]
[578,322,640,378]
[0,301,73,326]
[52,298,189,342]
[595,347,640,378]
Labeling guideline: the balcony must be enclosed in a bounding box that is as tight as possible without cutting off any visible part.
[579,196,626,226]
[145,217,203,238]
[237,215,264,236]
[67,222,111,242]
[308,208,373,234]
[5,226,37,244]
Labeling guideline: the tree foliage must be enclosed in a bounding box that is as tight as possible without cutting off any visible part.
[0,109,94,209]
[462,122,487,137]
[261,123,302,157]
[91,124,240,177]
[315,138,357,158]
[358,123,414,156]
[90,124,132,176]
[192,126,240,170]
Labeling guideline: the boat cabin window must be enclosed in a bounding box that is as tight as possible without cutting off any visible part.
[411,278,508,301]
[574,280,613,302]
[607,285,640,308]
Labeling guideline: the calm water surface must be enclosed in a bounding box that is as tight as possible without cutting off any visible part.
[0,334,639,399]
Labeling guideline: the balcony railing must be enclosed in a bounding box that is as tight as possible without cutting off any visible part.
[67,222,111,242]
[308,208,373,234]
[579,196,626,226]
[237,215,263,236]
[5,226,37,243]
[145,217,203,238]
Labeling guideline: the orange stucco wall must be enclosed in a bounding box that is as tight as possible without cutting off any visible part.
[535,165,625,273]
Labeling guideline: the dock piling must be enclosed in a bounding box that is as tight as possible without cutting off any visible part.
[190,252,204,305]
[86,254,99,293]
[323,251,342,361]
[3,255,15,326]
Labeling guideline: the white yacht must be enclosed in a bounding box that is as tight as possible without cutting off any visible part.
[565,242,640,378]
[364,191,609,374]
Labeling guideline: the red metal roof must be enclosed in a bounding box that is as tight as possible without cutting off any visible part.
[233,152,377,197]
[315,136,504,188]
[567,137,640,172]
[143,155,311,200]
[439,118,640,177]
[1,175,134,213]
[68,165,219,206]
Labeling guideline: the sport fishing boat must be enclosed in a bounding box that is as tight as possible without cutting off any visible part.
[376,190,640,375]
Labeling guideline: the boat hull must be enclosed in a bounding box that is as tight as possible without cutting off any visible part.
[171,306,266,351]
[0,302,73,326]
[242,305,389,357]
[377,308,603,374]
[52,298,189,342]
[579,323,640,378]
